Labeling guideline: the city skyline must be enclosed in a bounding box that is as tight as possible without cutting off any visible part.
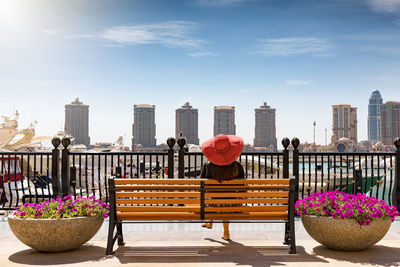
[60,97,399,148]
[2,0,400,147]
[4,94,400,148]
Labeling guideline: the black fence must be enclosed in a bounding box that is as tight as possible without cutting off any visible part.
[1,136,400,211]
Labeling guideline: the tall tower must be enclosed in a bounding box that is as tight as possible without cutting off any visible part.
[64,98,90,148]
[175,102,199,145]
[214,106,236,136]
[332,104,358,144]
[254,102,277,150]
[381,101,400,146]
[132,104,156,149]
[368,90,383,142]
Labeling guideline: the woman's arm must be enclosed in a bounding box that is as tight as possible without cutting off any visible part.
[200,162,210,178]
[235,161,245,178]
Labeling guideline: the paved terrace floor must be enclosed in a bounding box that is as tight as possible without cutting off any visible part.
[1,217,400,267]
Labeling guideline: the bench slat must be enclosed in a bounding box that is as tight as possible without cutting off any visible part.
[114,185,201,190]
[204,206,288,212]
[116,206,200,212]
[204,211,288,220]
[204,179,290,185]
[113,185,288,190]
[114,179,201,185]
[117,212,198,220]
[114,178,290,186]
[116,192,200,198]
[116,198,200,205]
[117,211,288,220]
[204,184,289,191]
[116,192,288,198]
[115,205,287,213]
[205,198,288,204]
[205,192,288,198]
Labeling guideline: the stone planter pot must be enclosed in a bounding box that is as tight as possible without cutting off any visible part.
[301,215,391,251]
[8,216,104,252]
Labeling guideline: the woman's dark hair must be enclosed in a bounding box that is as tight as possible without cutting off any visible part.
[210,162,238,182]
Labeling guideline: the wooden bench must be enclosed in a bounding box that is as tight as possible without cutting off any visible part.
[106,177,296,255]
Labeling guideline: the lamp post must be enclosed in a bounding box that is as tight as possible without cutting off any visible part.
[313,121,316,145]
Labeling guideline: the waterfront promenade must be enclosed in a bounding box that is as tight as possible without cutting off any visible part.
[1,217,400,266]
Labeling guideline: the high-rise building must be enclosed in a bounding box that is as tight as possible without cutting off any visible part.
[381,101,400,146]
[64,98,90,148]
[214,106,236,136]
[175,102,199,145]
[332,104,358,144]
[368,90,383,142]
[254,102,277,150]
[132,104,156,149]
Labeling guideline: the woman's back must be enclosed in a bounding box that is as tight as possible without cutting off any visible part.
[200,161,244,181]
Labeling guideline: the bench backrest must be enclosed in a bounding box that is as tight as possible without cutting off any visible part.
[108,178,295,221]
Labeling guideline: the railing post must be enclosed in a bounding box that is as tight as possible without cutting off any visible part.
[291,137,300,201]
[167,137,176,178]
[61,137,71,197]
[394,138,400,208]
[177,134,186,178]
[51,137,61,197]
[354,169,362,194]
[70,166,76,190]
[115,166,122,178]
[282,138,290,178]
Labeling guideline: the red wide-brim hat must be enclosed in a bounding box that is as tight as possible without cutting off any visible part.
[201,134,244,166]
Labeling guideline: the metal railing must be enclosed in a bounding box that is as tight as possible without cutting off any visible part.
[0,151,53,210]
[1,135,400,211]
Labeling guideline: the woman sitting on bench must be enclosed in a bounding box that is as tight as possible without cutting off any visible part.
[200,134,245,240]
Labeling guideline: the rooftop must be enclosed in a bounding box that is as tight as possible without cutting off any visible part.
[214,105,235,110]
[134,104,156,109]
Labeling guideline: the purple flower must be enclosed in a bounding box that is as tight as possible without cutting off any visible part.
[295,191,398,226]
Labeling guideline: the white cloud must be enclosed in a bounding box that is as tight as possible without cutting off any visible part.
[366,0,400,13]
[253,37,330,56]
[187,51,219,57]
[42,29,62,35]
[285,80,311,86]
[313,54,335,58]
[43,30,96,39]
[102,21,205,47]
[43,21,206,48]
[196,0,248,6]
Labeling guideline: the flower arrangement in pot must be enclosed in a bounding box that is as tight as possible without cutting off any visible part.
[8,194,109,252]
[295,191,398,251]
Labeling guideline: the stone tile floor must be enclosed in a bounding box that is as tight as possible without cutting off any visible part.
[1,217,400,266]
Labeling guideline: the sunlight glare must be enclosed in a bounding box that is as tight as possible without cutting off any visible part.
[0,1,24,25]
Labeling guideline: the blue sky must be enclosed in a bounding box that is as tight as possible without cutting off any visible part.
[1,0,400,147]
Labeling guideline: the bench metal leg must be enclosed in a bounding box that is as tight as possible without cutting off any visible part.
[289,218,296,254]
[283,221,290,245]
[288,177,297,254]
[106,220,117,255]
[117,222,125,246]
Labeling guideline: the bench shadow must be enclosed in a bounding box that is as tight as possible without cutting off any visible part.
[8,245,109,265]
[312,245,400,266]
[115,239,327,267]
